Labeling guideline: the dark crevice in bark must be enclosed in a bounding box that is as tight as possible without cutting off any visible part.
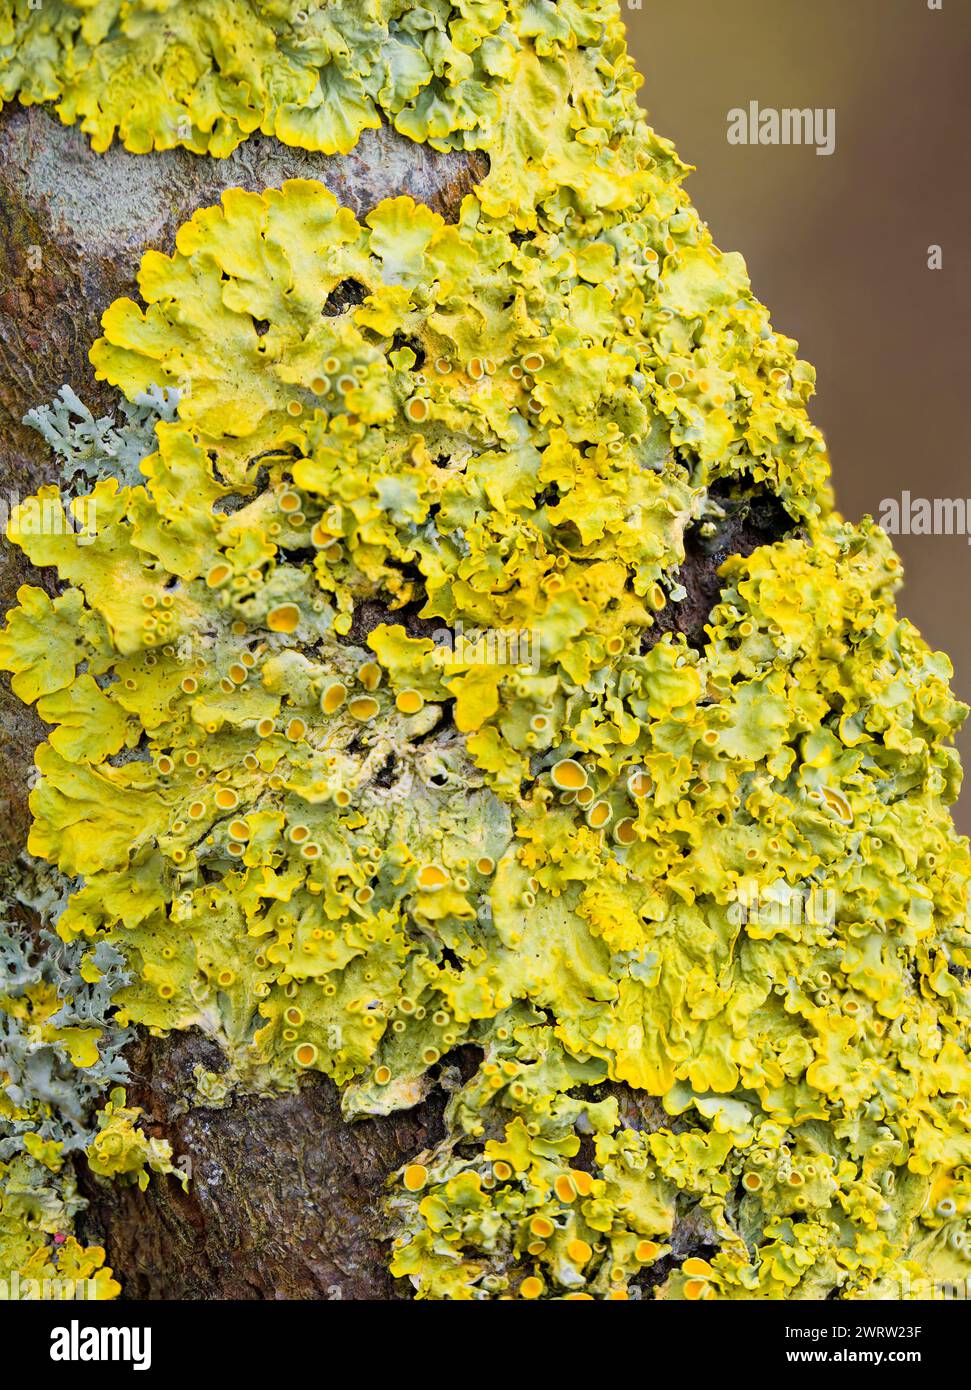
[389,329,426,369]
[340,591,448,650]
[633,1237,722,1299]
[322,278,368,316]
[373,753,399,788]
[643,477,797,653]
[408,699,456,746]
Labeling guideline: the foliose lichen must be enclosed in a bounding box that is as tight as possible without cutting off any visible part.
[0,863,181,1298]
[0,0,643,194]
[24,383,181,494]
[0,0,969,1302]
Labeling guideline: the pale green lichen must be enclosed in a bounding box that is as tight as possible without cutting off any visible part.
[0,0,969,1303]
[24,383,181,493]
[0,865,180,1297]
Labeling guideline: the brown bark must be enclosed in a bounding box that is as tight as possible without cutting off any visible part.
[77,1031,454,1300]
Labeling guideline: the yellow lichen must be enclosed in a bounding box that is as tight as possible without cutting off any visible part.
[0,0,969,1304]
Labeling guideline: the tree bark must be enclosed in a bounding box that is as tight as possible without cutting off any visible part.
[77,1030,459,1300]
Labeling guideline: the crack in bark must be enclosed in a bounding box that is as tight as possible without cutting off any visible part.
[340,591,448,650]
[644,478,797,653]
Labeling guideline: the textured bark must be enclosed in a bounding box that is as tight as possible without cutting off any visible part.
[0,103,772,1301]
[77,1031,456,1300]
[642,479,796,652]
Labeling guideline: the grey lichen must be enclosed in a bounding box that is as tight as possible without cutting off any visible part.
[0,858,133,1160]
[23,383,180,493]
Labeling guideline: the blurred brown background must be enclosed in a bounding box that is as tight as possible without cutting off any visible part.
[626,0,971,836]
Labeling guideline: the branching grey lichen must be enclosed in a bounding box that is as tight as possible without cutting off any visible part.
[0,861,179,1296]
[24,384,181,494]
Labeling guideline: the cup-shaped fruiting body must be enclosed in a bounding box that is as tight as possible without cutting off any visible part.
[551,759,587,793]
[267,603,301,634]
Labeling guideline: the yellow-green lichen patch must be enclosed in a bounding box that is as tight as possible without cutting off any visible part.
[0,0,651,231]
[1,5,969,1301]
